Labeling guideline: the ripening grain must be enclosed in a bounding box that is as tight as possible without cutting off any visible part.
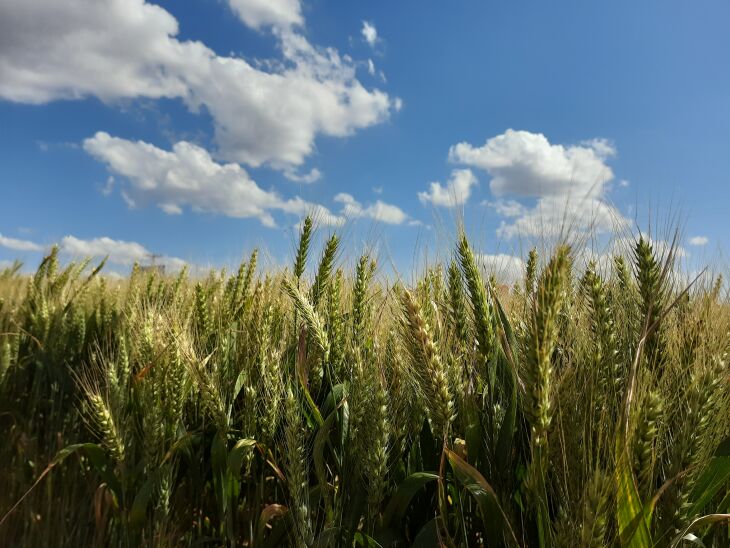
[0,219,728,546]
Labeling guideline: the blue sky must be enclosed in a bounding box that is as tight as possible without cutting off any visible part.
[1,0,728,278]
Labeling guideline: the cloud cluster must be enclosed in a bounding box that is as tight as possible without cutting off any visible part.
[0,0,395,170]
[445,129,626,238]
[226,0,302,30]
[361,21,378,47]
[689,235,708,246]
[60,235,186,269]
[449,130,615,198]
[0,233,43,252]
[418,169,478,207]
[1,231,186,270]
[495,196,624,239]
[334,193,409,224]
[477,253,525,285]
[83,132,345,227]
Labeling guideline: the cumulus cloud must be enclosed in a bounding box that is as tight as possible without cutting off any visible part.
[60,235,186,269]
[361,21,378,47]
[418,169,478,207]
[0,0,394,169]
[83,132,344,227]
[226,0,302,30]
[448,129,626,238]
[449,130,615,198]
[0,233,43,252]
[689,235,708,246]
[496,196,625,239]
[477,253,525,285]
[482,199,526,218]
[283,167,322,184]
[1,230,189,271]
[334,193,409,224]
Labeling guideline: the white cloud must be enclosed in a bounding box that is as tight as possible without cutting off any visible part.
[0,0,188,104]
[59,235,186,269]
[447,129,626,239]
[83,132,344,227]
[0,233,43,252]
[477,253,525,285]
[362,21,378,47]
[482,199,526,218]
[226,0,302,30]
[367,59,376,76]
[418,169,478,207]
[496,196,626,239]
[199,31,394,168]
[101,175,116,196]
[449,129,615,199]
[689,235,708,246]
[0,0,394,170]
[0,230,190,270]
[334,193,409,224]
[283,167,322,184]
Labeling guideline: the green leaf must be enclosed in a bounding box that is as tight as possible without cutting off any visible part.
[493,291,519,480]
[353,531,384,547]
[464,398,484,469]
[495,349,517,479]
[320,383,346,417]
[412,518,441,547]
[211,431,228,515]
[445,448,519,547]
[161,432,201,465]
[314,407,339,516]
[128,474,157,530]
[299,373,324,426]
[688,437,730,516]
[382,472,439,529]
[227,438,256,477]
[232,369,247,402]
[616,459,651,547]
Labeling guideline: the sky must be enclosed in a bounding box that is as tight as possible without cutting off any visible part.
[1,0,729,280]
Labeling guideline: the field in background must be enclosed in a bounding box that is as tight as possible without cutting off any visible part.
[0,217,729,546]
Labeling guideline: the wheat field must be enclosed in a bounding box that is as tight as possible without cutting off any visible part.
[0,217,728,546]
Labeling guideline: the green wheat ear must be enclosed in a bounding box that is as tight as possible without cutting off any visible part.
[525,247,538,297]
[634,237,668,372]
[447,260,468,348]
[283,277,329,360]
[352,254,373,338]
[581,469,610,547]
[525,244,570,449]
[310,233,339,308]
[456,232,495,368]
[400,287,454,441]
[294,216,313,284]
[582,262,620,408]
[283,385,313,547]
[634,389,662,495]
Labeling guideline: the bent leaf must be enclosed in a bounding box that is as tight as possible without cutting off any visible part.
[445,448,519,547]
